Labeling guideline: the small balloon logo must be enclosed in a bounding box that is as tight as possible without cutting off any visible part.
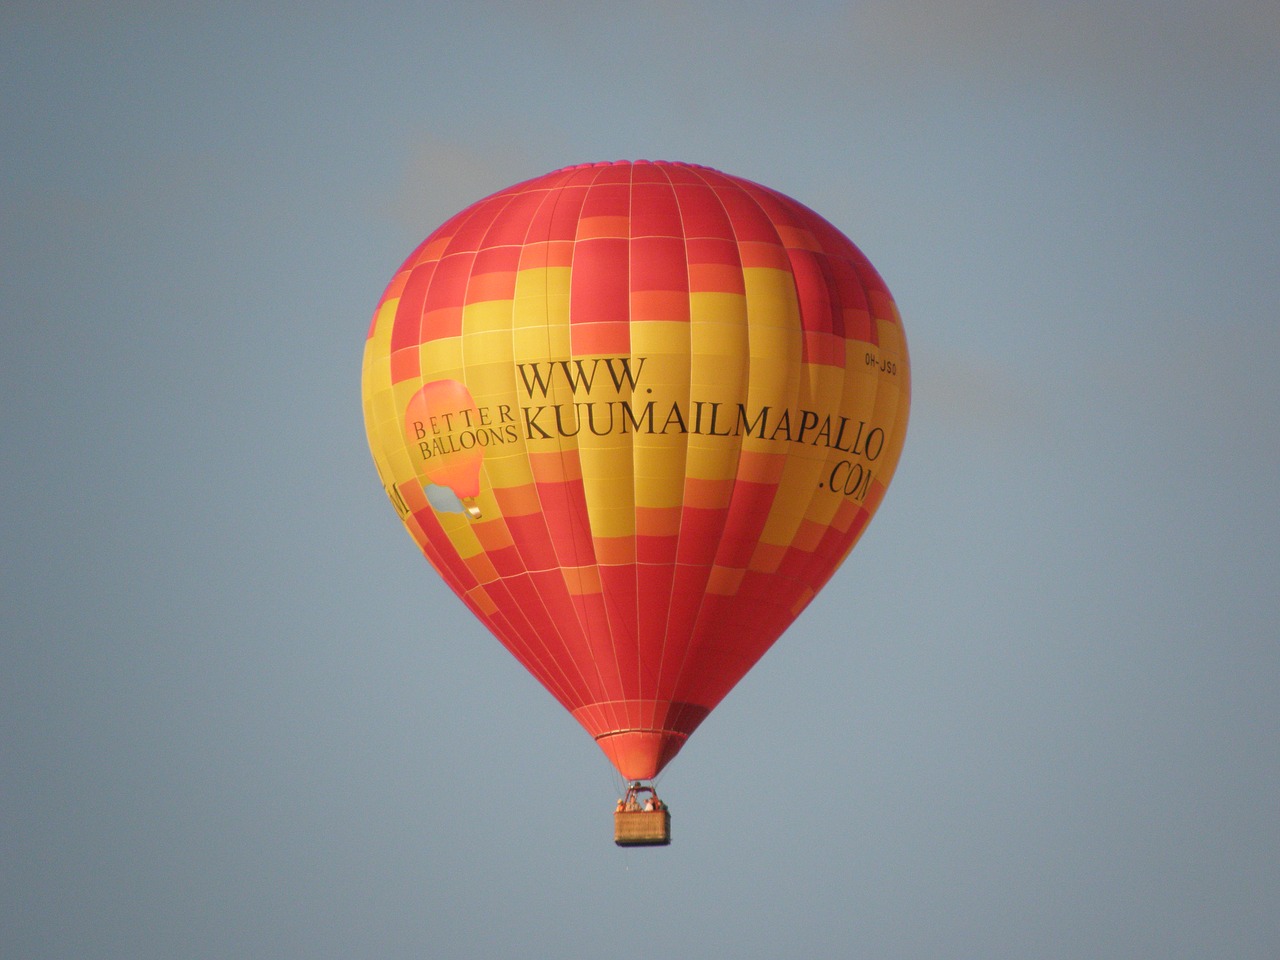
[403,379,484,517]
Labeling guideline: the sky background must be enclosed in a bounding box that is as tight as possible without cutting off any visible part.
[3,2,1278,957]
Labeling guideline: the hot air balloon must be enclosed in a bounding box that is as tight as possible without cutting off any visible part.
[362,160,909,845]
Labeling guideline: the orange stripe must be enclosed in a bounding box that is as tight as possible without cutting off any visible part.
[868,289,897,321]
[843,306,873,342]
[529,451,583,483]
[422,306,460,339]
[831,498,860,534]
[571,322,630,354]
[383,269,411,300]
[472,518,516,551]
[493,482,543,516]
[576,215,631,239]
[561,564,603,596]
[397,480,428,514]
[706,565,745,595]
[688,262,745,294]
[418,237,450,263]
[803,331,842,366]
[863,477,889,513]
[683,476,733,509]
[738,242,791,270]
[389,346,419,383]
[630,290,690,323]
[736,450,785,484]
[791,518,827,553]
[747,541,786,573]
[463,584,498,615]
[790,586,816,616]
[464,551,500,583]
[775,225,820,251]
[518,240,575,269]
[636,506,681,536]
[593,536,636,564]
[466,270,517,303]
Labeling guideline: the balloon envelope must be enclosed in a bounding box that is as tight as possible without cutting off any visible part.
[362,160,909,781]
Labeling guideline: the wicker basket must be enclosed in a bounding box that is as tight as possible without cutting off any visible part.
[614,809,671,846]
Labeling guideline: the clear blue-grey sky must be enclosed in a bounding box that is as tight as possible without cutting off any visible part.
[4,3,1278,958]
